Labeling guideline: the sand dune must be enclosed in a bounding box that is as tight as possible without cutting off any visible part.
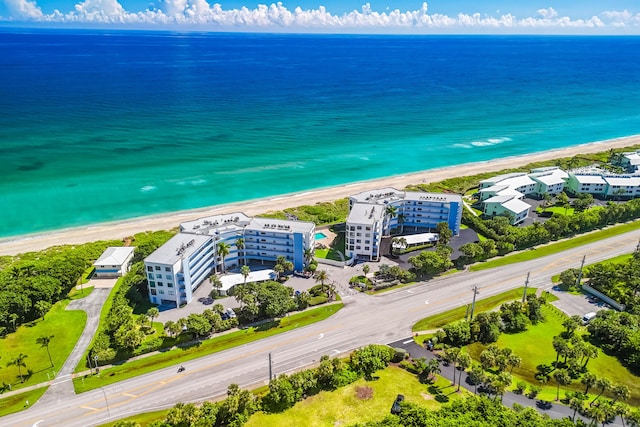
[1,135,639,256]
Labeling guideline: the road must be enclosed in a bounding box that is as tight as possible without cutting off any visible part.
[3,230,638,427]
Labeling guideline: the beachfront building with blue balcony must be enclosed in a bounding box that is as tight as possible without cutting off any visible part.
[346,188,462,262]
[145,212,315,307]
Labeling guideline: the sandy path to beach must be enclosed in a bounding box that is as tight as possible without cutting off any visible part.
[2,135,639,256]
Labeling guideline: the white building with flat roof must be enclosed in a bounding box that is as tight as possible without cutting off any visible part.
[145,212,315,307]
[346,188,462,261]
[93,246,135,278]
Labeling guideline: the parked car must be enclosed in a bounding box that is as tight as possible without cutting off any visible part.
[582,312,597,325]
[390,394,405,414]
[221,308,237,320]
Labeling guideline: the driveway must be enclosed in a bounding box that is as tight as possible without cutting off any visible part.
[547,288,610,318]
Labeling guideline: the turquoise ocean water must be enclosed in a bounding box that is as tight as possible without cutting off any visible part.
[1,31,640,238]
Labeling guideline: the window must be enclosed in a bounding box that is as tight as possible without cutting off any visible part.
[157,282,163,287]
[159,289,164,295]
[149,281,156,287]
[166,274,172,279]
[165,267,171,272]
[147,266,153,272]
[365,226,371,231]
[365,240,370,244]
[167,282,174,288]
[156,273,162,279]
[148,273,154,280]
[365,246,370,251]
[150,289,157,295]
[357,226,362,230]
[168,291,174,296]
[155,266,161,271]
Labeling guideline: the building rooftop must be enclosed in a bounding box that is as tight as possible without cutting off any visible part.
[502,198,531,214]
[349,187,404,204]
[180,212,315,235]
[604,176,640,186]
[530,172,566,186]
[347,203,383,225]
[404,191,462,203]
[94,246,135,267]
[145,233,212,265]
[479,172,528,185]
[250,216,315,233]
[571,174,607,185]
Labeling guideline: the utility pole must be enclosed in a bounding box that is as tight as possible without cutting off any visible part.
[268,352,273,383]
[469,286,480,321]
[576,255,586,289]
[522,272,530,303]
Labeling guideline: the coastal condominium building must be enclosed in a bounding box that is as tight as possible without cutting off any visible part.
[345,188,462,262]
[478,167,568,225]
[566,170,640,199]
[145,213,315,307]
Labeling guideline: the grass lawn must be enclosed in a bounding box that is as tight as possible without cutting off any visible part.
[99,409,168,427]
[537,206,575,216]
[73,303,344,393]
[315,233,345,262]
[470,220,640,272]
[466,305,640,406]
[246,366,468,427]
[412,287,543,334]
[0,298,87,392]
[0,387,48,417]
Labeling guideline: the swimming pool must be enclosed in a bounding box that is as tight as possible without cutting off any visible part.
[315,232,327,240]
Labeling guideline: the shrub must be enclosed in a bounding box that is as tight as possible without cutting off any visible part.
[308,295,328,306]
[514,381,527,395]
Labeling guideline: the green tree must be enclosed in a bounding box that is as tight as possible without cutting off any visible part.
[468,364,485,394]
[314,270,329,293]
[362,264,370,279]
[443,347,461,385]
[553,369,572,401]
[425,358,441,383]
[436,221,453,245]
[507,353,522,373]
[216,241,231,272]
[186,313,211,339]
[35,300,52,320]
[36,335,55,367]
[273,263,284,281]
[612,384,630,404]
[569,393,587,422]
[384,205,398,236]
[8,353,28,383]
[236,237,245,266]
[240,265,251,286]
[146,307,159,326]
[582,372,597,394]
[165,402,199,427]
[9,313,19,331]
[457,353,472,392]
[591,377,611,406]
[209,274,223,297]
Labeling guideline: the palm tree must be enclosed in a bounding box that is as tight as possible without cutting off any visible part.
[8,353,28,383]
[425,359,441,382]
[164,320,176,337]
[146,307,159,326]
[397,213,406,233]
[553,369,572,401]
[384,205,398,236]
[209,274,223,297]
[314,270,329,293]
[468,364,485,394]
[36,335,55,367]
[273,263,284,281]
[235,237,245,266]
[591,377,611,406]
[35,300,52,320]
[457,353,471,391]
[615,402,631,427]
[507,353,522,373]
[612,384,630,404]
[240,265,251,286]
[216,241,231,273]
[582,372,597,394]
[303,248,314,266]
[362,264,370,280]
[569,393,587,422]
[9,313,18,331]
[444,347,460,386]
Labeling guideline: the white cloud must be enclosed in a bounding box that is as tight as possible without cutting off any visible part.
[1,1,639,33]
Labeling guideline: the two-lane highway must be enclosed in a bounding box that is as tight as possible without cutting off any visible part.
[3,230,638,427]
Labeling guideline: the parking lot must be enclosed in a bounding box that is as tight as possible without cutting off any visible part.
[548,287,611,318]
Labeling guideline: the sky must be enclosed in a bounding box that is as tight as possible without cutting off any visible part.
[1,0,640,33]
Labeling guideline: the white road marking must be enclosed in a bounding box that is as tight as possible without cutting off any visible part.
[425,299,429,305]
[332,349,341,354]
[407,290,414,294]
[32,420,45,427]
[318,333,324,340]
[403,339,413,344]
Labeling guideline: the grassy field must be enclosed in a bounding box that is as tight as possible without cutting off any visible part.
[0,387,49,417]
[411,287,541,334]
[246,366,468,427]
[537,206,575,216]
[0,296,87,392]
[467,305,640,406]
[73,303,344,393]
[470,220,640,272]
[99,409,168,427]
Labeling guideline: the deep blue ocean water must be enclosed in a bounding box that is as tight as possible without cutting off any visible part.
[1,30,640,239]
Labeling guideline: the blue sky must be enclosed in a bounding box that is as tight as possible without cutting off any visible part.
[1,0,640,33]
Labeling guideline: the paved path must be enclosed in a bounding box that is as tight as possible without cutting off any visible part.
[34,284,113,407]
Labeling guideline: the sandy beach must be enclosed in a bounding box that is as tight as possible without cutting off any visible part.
[2,135,639,256]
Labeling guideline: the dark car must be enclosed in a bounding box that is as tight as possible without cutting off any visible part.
[391,394,405,414]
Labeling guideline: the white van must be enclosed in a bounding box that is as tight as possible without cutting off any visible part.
[582,312,597,325]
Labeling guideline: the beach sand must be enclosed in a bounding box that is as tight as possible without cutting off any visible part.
[2,135,640,256]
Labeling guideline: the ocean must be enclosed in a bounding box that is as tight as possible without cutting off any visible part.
[1,30,640,239]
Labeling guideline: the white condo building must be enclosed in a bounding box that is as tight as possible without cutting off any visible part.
[145,213,315,307]
[345,188,462,262]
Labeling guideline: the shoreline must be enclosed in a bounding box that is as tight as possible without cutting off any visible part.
[2,134,640,256]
